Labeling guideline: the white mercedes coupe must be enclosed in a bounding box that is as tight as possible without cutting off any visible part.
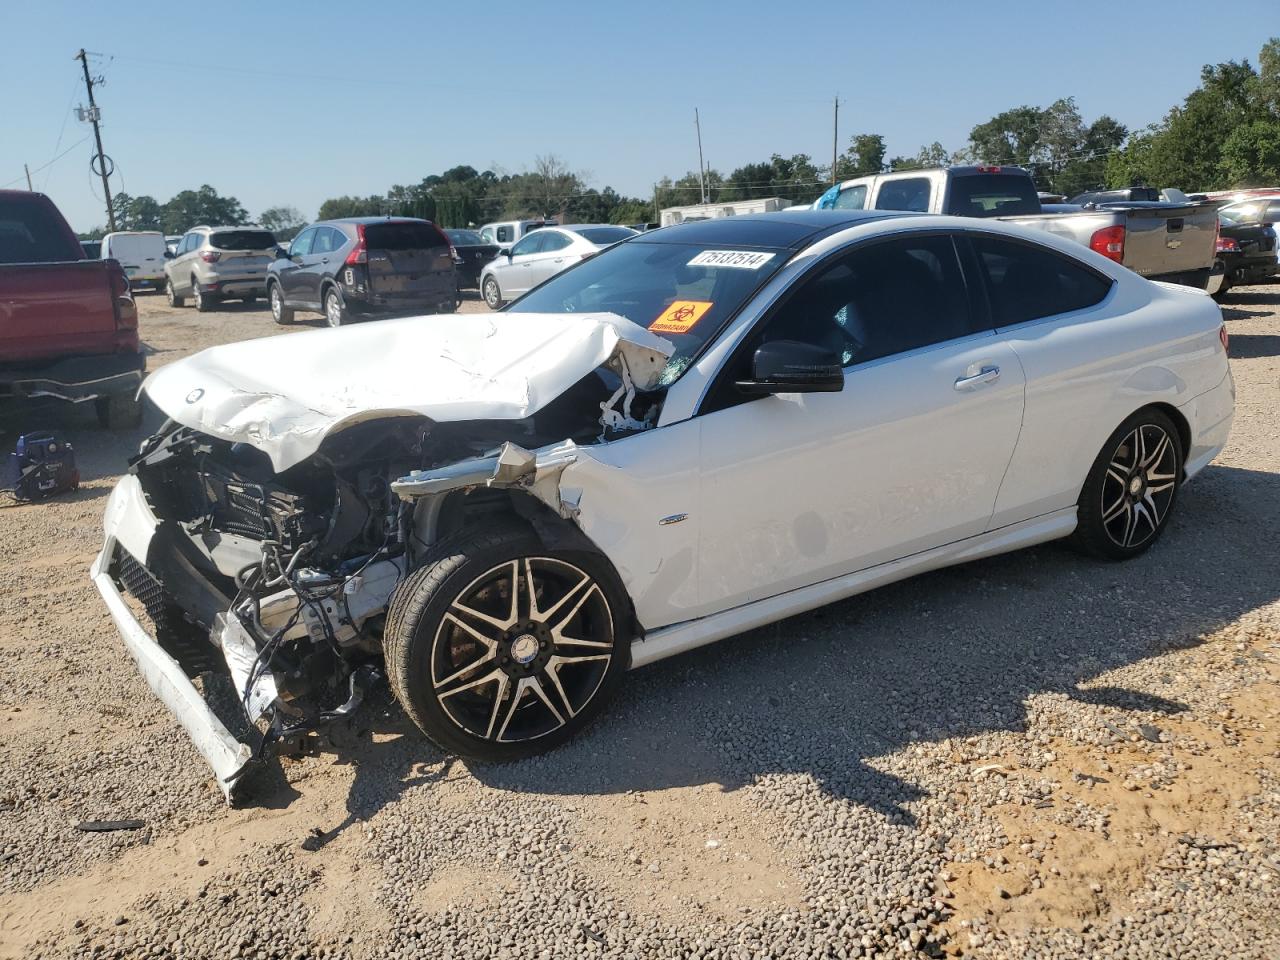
[93,210,1234,799]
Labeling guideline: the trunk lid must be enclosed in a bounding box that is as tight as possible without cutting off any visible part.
[363,221,454,297]
[1103,202,1218,278]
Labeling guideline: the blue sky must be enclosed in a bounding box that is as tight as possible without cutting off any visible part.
[4,0,1276,232]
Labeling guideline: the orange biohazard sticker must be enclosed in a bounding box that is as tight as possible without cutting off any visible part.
[649,300,713,335]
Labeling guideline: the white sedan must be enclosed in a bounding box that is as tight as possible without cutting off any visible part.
[93,210,1233,798]
[479,223,638,309]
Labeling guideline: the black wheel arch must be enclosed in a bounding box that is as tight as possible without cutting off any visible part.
[427,488,643,644]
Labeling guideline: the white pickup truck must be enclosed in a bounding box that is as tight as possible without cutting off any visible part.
[815,165,1219,289]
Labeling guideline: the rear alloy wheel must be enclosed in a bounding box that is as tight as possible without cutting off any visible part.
[193,280,216,313]
[385,527,629,760]
[482,275,503,310]
[1072,409,1182,559]
[269,283,294,324]
[166,278,184,308]
[324,287,347,327]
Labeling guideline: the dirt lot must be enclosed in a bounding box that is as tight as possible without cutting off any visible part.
[1,288,1278,959]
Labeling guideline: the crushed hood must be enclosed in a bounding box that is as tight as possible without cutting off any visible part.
[144,312,674,471]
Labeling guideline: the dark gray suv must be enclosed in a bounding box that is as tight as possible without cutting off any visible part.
[266,217,458,327]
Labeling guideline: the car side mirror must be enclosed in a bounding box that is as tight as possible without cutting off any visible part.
[274,246,289,260]
[163,250,174,259]
[498,247,511,258]
[735,340,844,396]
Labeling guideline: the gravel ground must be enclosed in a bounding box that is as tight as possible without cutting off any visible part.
[1,286,1277,959]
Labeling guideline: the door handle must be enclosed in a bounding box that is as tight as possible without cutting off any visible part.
[954,365,1000,390]
[321,257,329,264]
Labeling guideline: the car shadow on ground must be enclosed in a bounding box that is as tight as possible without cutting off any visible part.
[1228,334,1280,359]
[263,461,1280,834]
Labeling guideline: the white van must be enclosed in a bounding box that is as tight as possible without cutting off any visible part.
[101,231,168,291]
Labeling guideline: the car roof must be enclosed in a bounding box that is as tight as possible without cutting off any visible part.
[636,210,909,249]
[320,216,433,226]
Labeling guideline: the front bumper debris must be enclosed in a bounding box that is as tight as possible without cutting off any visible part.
[92,546,255,798]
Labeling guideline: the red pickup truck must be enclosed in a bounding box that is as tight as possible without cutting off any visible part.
[0,190,144,428]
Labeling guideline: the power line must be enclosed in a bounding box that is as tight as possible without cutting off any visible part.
[0,135,91,189]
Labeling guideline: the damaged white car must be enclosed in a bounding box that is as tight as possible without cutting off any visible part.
[93,211,1234,800]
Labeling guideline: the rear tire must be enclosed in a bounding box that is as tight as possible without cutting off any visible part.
[482,275,503,310]
[193,281,216,313]
[324,286,347,327]
[166,278,184,308]
[95,394,143,431]
[269,283,294,324]
[1070,408,1183,560]
[384,524,630,761]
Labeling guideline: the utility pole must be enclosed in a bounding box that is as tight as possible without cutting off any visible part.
[695,108,707,205]
[75,48,116,232]
[24,164,33,191]
[832,95,840,186]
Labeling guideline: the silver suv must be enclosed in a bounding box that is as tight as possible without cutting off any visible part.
[164,225,278,312]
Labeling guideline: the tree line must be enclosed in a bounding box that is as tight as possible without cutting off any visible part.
[81,38,1279,239]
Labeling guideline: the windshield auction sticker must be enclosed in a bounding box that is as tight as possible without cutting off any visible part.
[650,300,713,334]
[687,250,775,269]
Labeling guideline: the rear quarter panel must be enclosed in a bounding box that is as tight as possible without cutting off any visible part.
[991,277,1228,526]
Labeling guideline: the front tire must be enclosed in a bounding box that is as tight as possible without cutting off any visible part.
[482,275,503,310]
[384,525,630,761]
[269,283,294,324]
[1071,408,1183,560]
[166,278,184,308]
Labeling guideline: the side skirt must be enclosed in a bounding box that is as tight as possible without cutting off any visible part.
[629,507,1078,669]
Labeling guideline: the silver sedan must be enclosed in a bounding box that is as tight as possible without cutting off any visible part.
[480,224,638,309]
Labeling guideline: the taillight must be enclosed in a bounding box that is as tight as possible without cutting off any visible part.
[1219,324,1229,353]
[106,261,138,350]
[976,165,1003,173]
[1216,236,1239,252]
[199,250,221,263]
[345,223,368,265]
[1089,225,1126,263]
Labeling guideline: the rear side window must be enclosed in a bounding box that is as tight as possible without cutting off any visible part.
[496,225,513,243]
[0,197,79,263]
[540,232,573,252]
[575,227,635,245]
[834,184,868,210]
[312,227,344,255]
[970,234,1112,327]
[875,178,931,213]
[210,230,276,251]
[363,222,445,251]
[947,175,1040,217]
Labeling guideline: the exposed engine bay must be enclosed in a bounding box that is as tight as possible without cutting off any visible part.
[114,361,663,791]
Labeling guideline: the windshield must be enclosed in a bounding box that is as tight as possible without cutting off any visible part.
[364,221,446,250]
[210,230,276,251]
[946,174,1040,217]
[511,240,788,385]
[575,226,639,246]
[447,229,485,245]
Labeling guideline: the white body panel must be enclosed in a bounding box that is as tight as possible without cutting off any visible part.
[101,231,167,284]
